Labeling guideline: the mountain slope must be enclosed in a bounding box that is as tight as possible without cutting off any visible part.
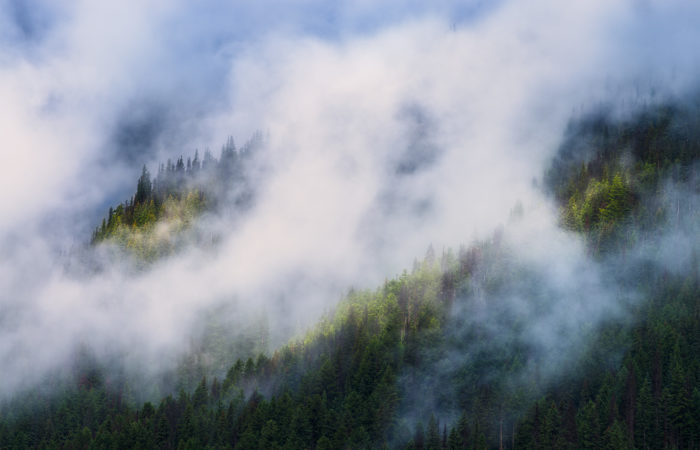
[1,101,699,449]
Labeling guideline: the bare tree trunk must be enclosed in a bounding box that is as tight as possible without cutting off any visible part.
[500,418,503,450]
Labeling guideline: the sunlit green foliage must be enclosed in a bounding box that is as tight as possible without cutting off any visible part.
[550,101,700,254]
[2,104,700,448]
[94,191,206,262]
[91,134,261,262]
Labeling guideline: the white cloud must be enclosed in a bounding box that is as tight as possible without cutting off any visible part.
[0,0,699,397]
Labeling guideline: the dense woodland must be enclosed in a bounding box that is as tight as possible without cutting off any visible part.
[90,134,261,262]
[1,101,699,449]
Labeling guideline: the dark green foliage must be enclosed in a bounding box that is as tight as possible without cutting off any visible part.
[3,103,700,448]
[508,101,700,450]
[0,253,447,449]
[90,134,262,260]
[548,101,700,254]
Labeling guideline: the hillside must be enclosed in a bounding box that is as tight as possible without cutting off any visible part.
[0,100,698,449]
[90,134,262,264]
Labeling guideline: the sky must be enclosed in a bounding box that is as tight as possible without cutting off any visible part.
[1,0,700,397]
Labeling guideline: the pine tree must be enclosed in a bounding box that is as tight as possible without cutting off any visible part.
[426,414,440,450]
[635,376,653,450]
[577,400,600,449]
[135,165,152,205]
[668,341,691,447]
[604,420,629,450]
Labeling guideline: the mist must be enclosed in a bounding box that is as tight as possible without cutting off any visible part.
[1,0,700,403]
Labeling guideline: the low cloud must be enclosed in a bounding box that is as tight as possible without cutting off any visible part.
[1,0,699,399]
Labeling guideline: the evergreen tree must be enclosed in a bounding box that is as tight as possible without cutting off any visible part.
[135,165,152,205]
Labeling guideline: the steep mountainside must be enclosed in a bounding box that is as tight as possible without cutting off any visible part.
[1,102,699,449]
[91,134,261,263]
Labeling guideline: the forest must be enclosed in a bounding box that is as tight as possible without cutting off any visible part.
[0,98,698,449]
[89,134,261,263]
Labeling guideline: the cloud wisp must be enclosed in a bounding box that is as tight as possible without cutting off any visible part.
[1,0,700,399]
